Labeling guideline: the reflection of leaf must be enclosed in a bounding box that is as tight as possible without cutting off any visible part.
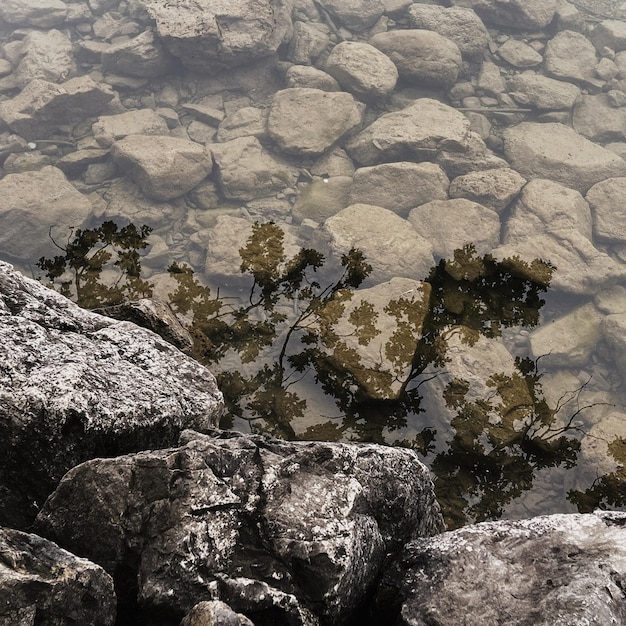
[348,301,379,346]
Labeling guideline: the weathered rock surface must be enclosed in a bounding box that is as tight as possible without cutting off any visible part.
[324,41,398,98]
[448,168,526,213]
[285,65,341,91]
[573,93,626,143]
[0,76,115,141]
[101,29,173,78]
[34,428,444,624]
[15,29,75,88]
[370,30,462,88]
[503,122,626,193]
[0,166,92,263]
[0,262,223,529]
[209,136,298,201]
[586,177,626,243]
[346,99,471,166]
[111,135,212,201]
[268,88,363,156]
[312,204,435,286]
[318,0,385,32]
[408,198,501,259]
[376,511,626,626]
[293,176,352,224]
[143,0,293,73]
[589,19,626,52]
[507,73,581,110]
[0,527,116,625]
[544,30,603,90]
[0,0,68,28]
[349,162,450,217]
[217,106,268,143]
[497,38,543,68]
[450,0,558,30]
[92,108,171,147]
[181,601,254,626]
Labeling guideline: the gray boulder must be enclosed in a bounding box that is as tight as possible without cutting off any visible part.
[544,30,603,90]
[589,19,626,52]
[34,429,443,624]
[349,162,450,218]
[0,166,92,263]
[209,136,298,201]
[286,21,330,65]
[586,177,626,243]
[101,29,173,78]
[497,38,543,68]
[503,122,626,193]
[370,30,462,88]
[376,511,626,626]
[143,0,293,73]
[268,88,363,156]
[448,168,526,213]
[312,204,435,286]
[449,0,558,30]
[0,527,116,625]
[92,108,171,147]
[0,76,115,141]
[507,73,581,110]
[346,98,471,167]
[573,93,626,143]
[217,106,268,143]
[0,262,223,529]
[285,65,341,91]
[0,0,67,28]
[324,41,398,98]
[111,135,212,201]
[318,0,385,33]
[407,4,489,60]
[14,29,75,88]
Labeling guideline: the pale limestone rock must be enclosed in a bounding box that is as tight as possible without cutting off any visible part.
[573,93,626,143]
[507,73,581,110]
[589,19,626,52]
[92,109,170,147]
[292,177,352,224]
[319,0,385,32]
[449,0,558,30]
[544,30,603,90]
[0,0,67,27]
[586,177,626,243]
[286,20,330,65]
[477,60,506,95]
[285,66,341,92]
[216,107,268,143]
[497,39,543,68]
[101,30,173,78]
[15,30,75,88]
[449,168,526,213]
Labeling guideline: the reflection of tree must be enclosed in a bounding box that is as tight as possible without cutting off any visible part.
[38,220,607,528]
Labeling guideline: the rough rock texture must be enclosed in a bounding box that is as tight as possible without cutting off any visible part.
[0,166,92,263]
[450,0,558,30]
[217,107,268,143]
[544,30,602,90]
[181,601,254,626]
[0,76,115,141]
[111,135,212,201]
[14,29,75,88]
[346,99,471,166]
[0,262,223,529]
[101,29,173,78]
[376,511,626,626]
[293,176,352,224]
[349,162,450,217]
[143,0,293,73]
[312,204,435,286]
[0,0,68,28]
[318,0,385,33]
[370,30,462,88]
[448,168,526,213]
[507,73,581,110]
[324,41,398,98]
[268,88,363,156]
[503,122,626,193]
[586,177,626,243]
[92,108,170,147]
[34,428,444,625]
[573,93,626,143]
[0,527,116,625]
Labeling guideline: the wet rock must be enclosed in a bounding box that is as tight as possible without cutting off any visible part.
[504,178,593,243]
[497,38,543,68]
[370,30,462,88]
[0,527,116,625]
[476,60,506,96]
[408,198,500,259]
[324,41,398,98]
[0,0,68,28]
[56,148,110,177]
[407,4,489,60]
[317,277,431,400]
[602,315,626,382]
[312,204,435,286]
[111,135,212,201]
[143,0,293,73]
[544,30,603,90]
[15,29,75,88]
[209,136,298,201]
[507,72,581,110]
[0,166,92,263]
[34,428,443,624]
[181,601,254,626]
[573,93,626,142]
[268,88,363,156]
[285,65,341,91]
[589,19,626,52]
[217,107,268,143]
[318,0,385,33]
[435,131,508,178]
[0,262,223,528]
[449,0,558,30]
[0,76,115,141]
[448,168,526,213]
[92,108,170,147]
[503,122,626,193]
[376,511,626,626]
[101,29,173,78]
[346,98,471,167]
[349,162,449,218]
[586,177,626,243]
[529,302,604,367]
[293,176,352,224]
[286,21,330,65]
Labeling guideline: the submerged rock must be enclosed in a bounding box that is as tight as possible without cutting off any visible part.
[449,0,558,30]
[0,0,68,28]
[34,428,443,624]
[0,262,223,528]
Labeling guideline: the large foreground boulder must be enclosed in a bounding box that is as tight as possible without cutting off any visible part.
[376,511,626,625]
[34,428,444,625]
[0,262,223,529]
[0,527,116,625]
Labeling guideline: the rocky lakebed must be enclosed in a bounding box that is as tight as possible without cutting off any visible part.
[1,0,626,624]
